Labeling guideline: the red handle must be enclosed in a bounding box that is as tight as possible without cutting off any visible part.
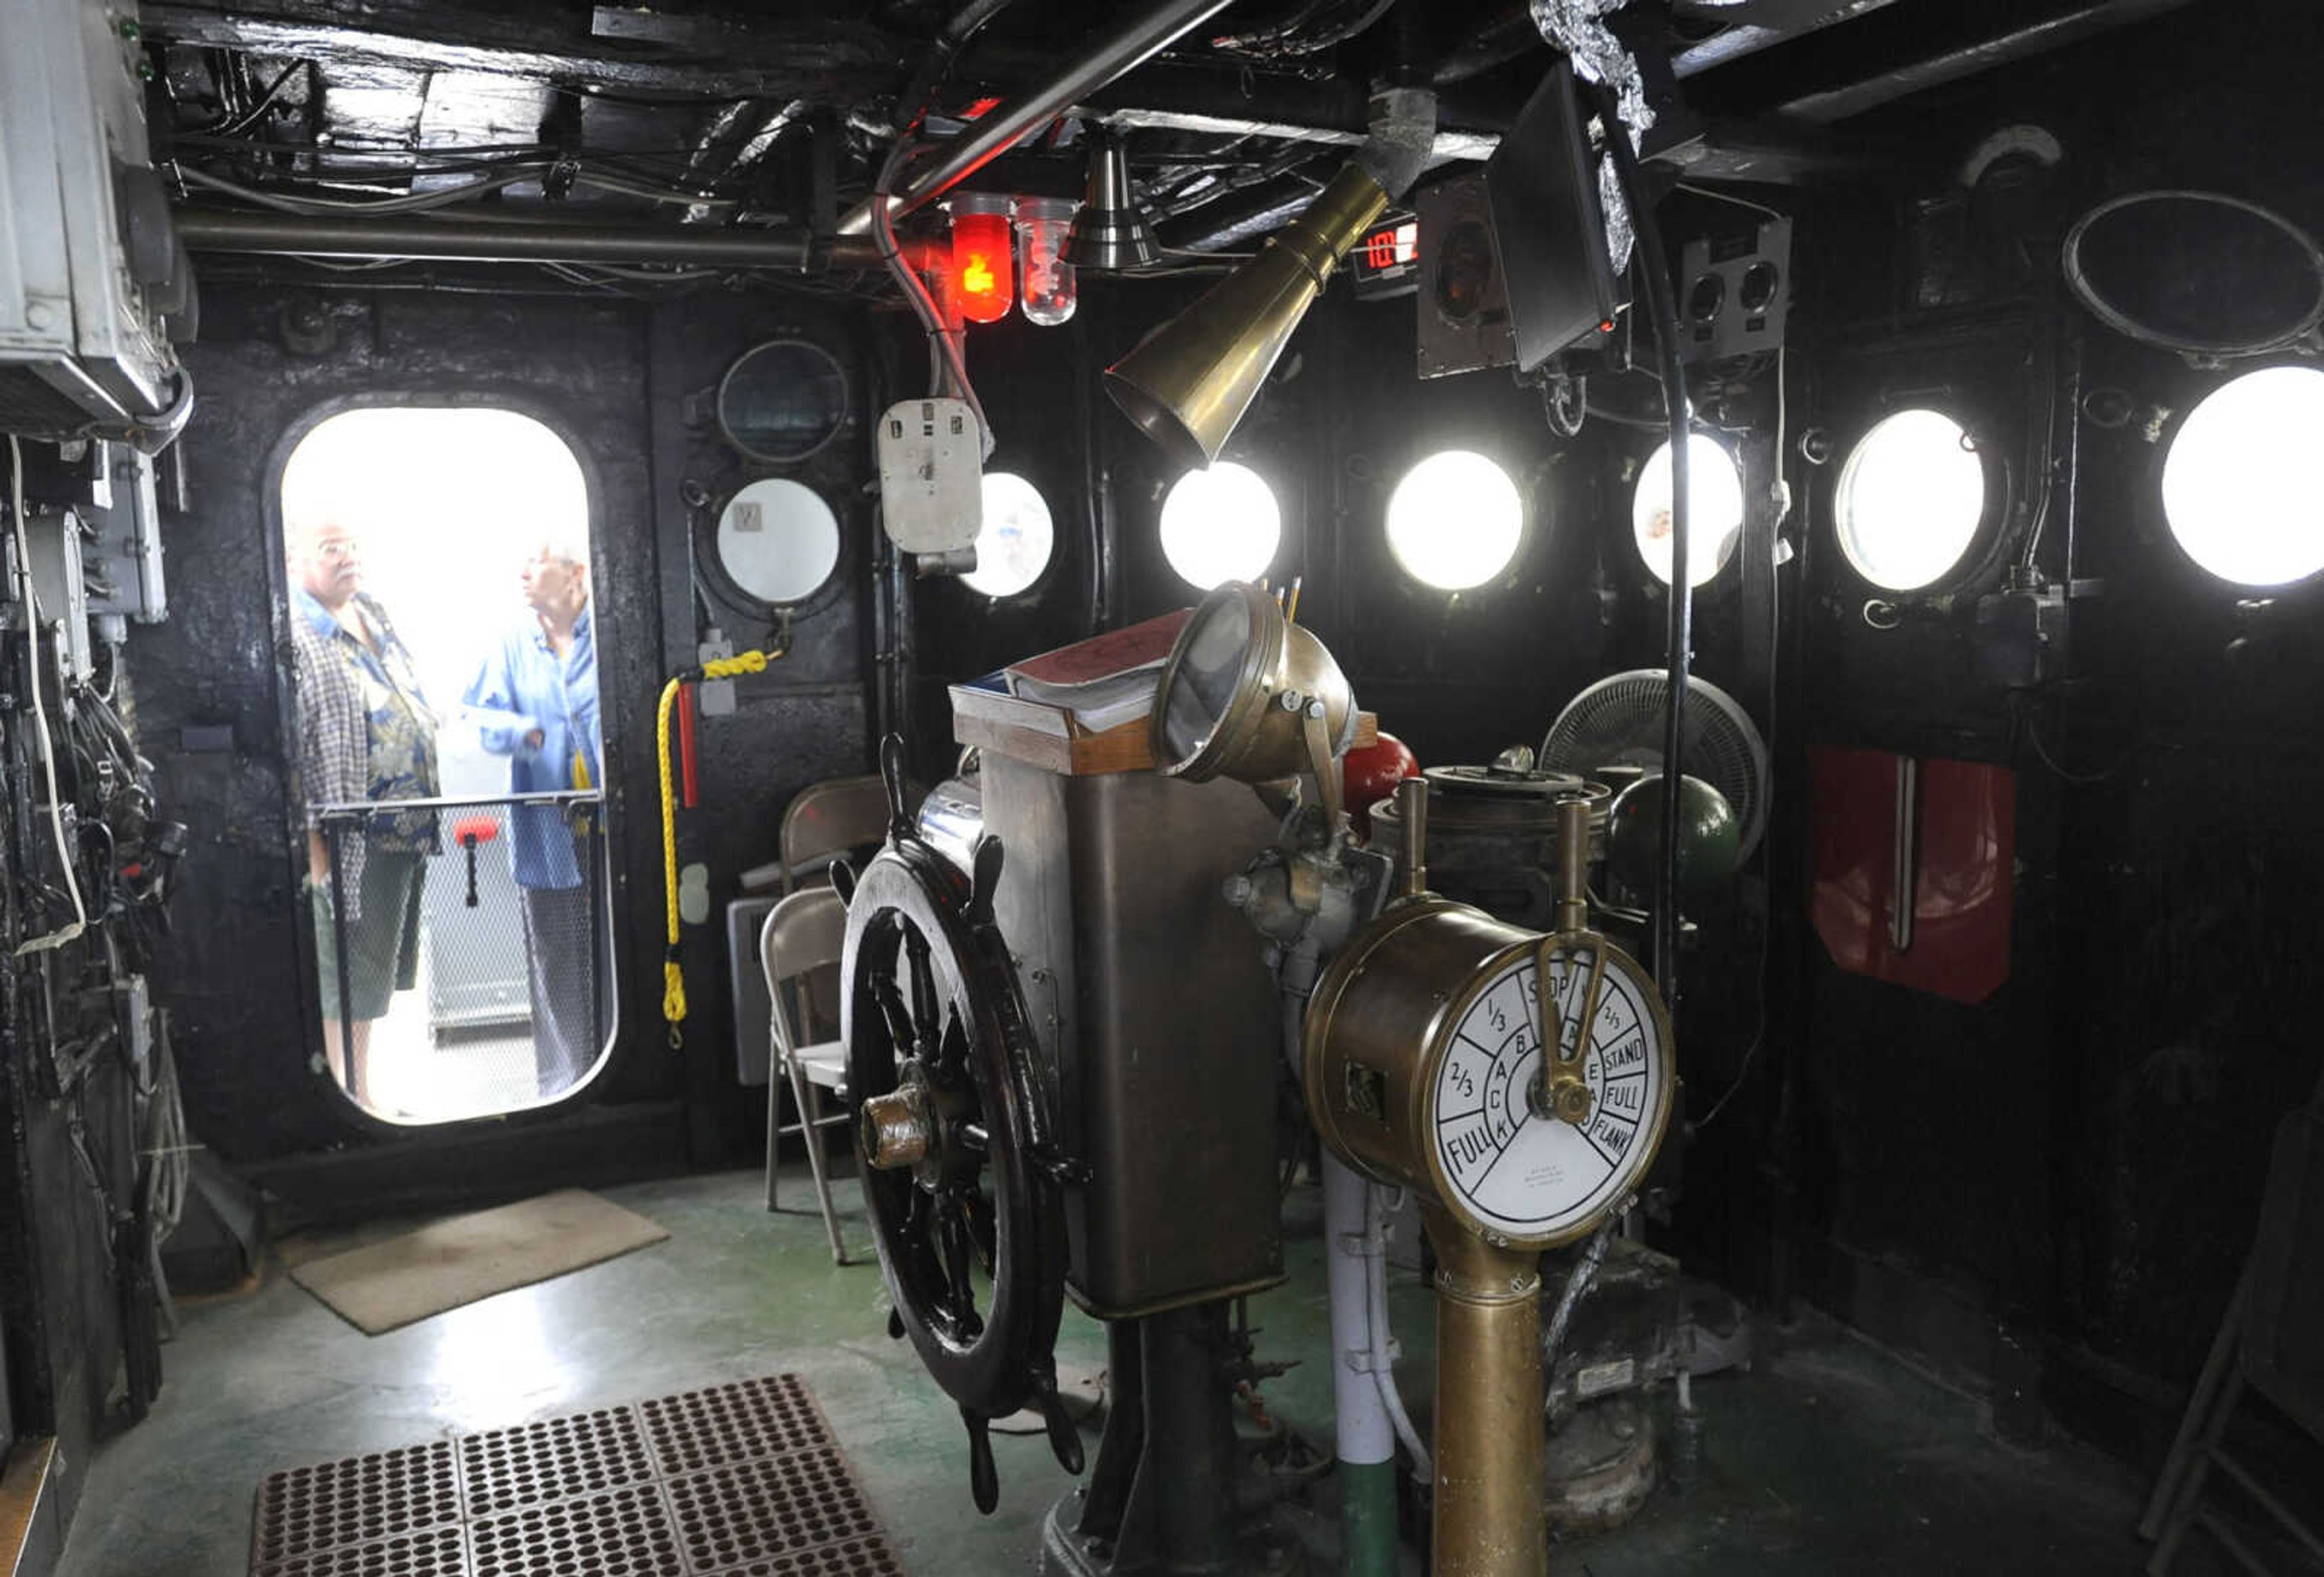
[678,680,700,810]
[451,815,500,845]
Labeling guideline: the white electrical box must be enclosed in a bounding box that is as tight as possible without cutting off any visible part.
[875,398,981,555]
[0,0,189,438]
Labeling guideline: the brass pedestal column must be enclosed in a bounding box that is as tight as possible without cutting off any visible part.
[1423,1203,1547,1576]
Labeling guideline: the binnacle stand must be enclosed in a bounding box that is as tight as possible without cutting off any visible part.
[1040,1303,1313,1577]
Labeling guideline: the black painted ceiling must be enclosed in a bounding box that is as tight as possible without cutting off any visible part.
[140,0,2197,289]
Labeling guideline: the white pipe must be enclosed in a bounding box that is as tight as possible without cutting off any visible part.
[1323,1153,1395,1469]
[1282,981,1428,1477]
[1364,1181,1433,1478]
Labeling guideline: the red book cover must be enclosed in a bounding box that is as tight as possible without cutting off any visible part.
[1005,609,1193,690]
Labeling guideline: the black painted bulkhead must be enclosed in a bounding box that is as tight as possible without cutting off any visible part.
[9,0,2324,1528]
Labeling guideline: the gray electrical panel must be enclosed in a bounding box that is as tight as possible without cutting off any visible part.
[21,508,94,684]
[0,0,189,436]
[83,442,166,625]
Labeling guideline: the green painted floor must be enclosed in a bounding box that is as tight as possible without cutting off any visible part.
[59,1166,2151,1575]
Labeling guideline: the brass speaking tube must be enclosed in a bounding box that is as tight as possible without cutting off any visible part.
[1105,165,1390,473]
[1105,88,1437,473]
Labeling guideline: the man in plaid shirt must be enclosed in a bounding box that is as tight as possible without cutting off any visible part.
[289,508,438,1107]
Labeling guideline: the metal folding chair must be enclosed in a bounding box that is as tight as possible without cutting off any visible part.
[760,885,858,1265]
[777,774,892,896]
[2141,1096,2324,1573]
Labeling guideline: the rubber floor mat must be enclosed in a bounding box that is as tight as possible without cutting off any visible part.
[249,1375,902,1577]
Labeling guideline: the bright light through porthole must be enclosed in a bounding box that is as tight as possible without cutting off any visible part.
[961,470,1054,598]
[1160,461,1282,589]
[1387,450,1524,591]
[2161,365,2324,588]
[1836,408,1989,592]
[1632,434,1744,588]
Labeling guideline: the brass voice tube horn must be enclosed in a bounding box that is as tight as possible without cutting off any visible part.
[1105,164,1389,473]
[1105,88,1437,473]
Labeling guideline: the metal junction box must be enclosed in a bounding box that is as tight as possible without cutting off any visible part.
[974,740,1286,1319]
[0,0,186,435]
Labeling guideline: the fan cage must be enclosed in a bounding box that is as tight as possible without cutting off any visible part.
[1539,671,1768,859]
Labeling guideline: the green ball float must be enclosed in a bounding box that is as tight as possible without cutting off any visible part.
[1605,773,1742,901]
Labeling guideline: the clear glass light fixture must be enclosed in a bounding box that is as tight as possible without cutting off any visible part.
[1633,433,1745,588]
[1160,461,1282,589]
[1386,450,1525,590]
[2161,364,2324,587]
[962,470,1055,598]
[1835,408,1988,591]
[1016,197,1079,326]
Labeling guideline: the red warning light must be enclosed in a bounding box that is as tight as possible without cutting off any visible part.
[951,205,1014,324]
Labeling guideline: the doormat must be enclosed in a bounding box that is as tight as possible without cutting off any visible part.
[289,1188,669,1335]
[248,1373,904,1576]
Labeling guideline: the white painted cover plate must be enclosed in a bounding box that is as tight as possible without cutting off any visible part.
[715,478,840,606]
[876,398,982,554]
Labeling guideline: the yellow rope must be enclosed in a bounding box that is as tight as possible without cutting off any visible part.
[659,649,777,1046]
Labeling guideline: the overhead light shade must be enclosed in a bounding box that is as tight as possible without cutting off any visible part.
[1065,128,1157,274]
[1152,580,1357,825]
[1106,164,1390,474]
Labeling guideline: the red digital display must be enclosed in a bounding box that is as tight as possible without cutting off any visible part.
[1351,214,1420,300]
[1362,221,1419,272]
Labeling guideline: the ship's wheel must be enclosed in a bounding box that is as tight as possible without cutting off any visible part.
[838,736,1081,1513]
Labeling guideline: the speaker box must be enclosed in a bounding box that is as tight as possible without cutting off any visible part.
[1678,216,1791,364]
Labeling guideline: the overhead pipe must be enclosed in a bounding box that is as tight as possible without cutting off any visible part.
[173,208,884,268]
[835,0,1238,236]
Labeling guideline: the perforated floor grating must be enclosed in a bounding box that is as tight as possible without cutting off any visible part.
[249,1376,902,1577]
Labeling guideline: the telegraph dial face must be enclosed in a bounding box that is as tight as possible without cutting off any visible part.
[1427,942,1673,1247]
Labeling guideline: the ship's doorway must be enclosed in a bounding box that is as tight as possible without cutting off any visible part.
[278,405,617,1124]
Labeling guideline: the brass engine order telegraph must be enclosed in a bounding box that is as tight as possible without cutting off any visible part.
[1304,781,1676,1575]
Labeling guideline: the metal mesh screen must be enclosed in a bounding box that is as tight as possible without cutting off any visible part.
[250,1375,901,1577]
[315,795,609,1122]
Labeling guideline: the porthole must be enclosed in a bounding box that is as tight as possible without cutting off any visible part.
[1160,462,1282,590]
[962,471,1054,598]
[1834,408,1989,592]
[716,339,850,464]
[714,478,841,606]
[1386,450,1525,591]
[2161,365,2324,588]
[1632,434,1744,588]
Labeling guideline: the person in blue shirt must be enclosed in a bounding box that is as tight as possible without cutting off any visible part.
[464,533,604,1097]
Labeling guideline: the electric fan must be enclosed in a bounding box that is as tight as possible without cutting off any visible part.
[1539,671,1770,862]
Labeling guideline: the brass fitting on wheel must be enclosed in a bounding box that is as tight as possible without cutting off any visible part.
[860,1086,933,1170]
